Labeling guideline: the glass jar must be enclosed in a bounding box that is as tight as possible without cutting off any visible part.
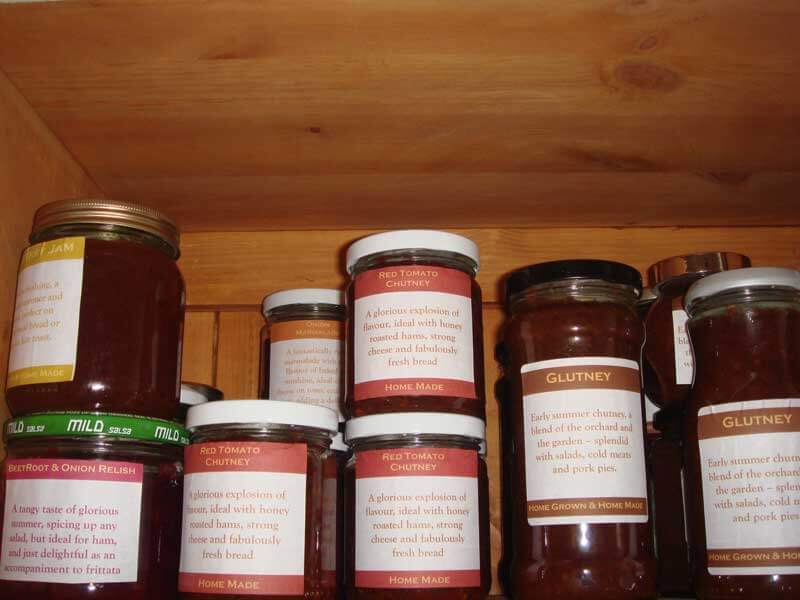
[493,341,513,597]
[684,267,800,600]
[259,289,346,420]
[178,383,224,424]
[637,288,660,434]
[345,230,485,419]
[344,412,491,600]
[5,199,186,420]
[179,400,338,599]
[503,259,656,600]
[643,252,750,410]
[0,412,187,599]
[326,433,349,600]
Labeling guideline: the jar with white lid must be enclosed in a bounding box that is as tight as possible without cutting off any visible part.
[344,412,490,600]
[345,230,485,419]
[179,400,339,599]
[259,289,345,421]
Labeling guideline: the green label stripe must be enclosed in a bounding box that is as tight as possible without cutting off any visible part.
[5,412,189,446]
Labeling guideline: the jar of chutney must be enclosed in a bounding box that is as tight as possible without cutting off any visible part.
[684,267,800,600]
[5,199,185,420]
[345,230,484,419]
[503,259,656,600]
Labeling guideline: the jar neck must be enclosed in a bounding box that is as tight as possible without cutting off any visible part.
[351,249,478,277]
[510,279,639,313]
[689,287,800,319]
[31,223,178,259]
[6,437,183,461]
[351,434,482,452]
[266,304,346,323]
[190,424,333,448]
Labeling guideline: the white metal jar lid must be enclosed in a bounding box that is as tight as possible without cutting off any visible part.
[180,382,223,406]
[262,288,345,316]
[331,432,349,452]
[345,230,480,273]
[345,412,485,443]
[685,267,800,313]
[187,399,339,433]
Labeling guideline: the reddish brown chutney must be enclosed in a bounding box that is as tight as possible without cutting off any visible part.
[7,237,184,420]
[685,292,800,599]
[503,261,656,600]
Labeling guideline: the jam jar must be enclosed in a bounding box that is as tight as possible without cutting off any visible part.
[178,383,224,424]
[5,199,185,420]
[259,289,346,420]
[684,267,800,600]
[0,412,187,599]
[344,412,491,600]
[502,260,656,600]
[179,400,339,599]
[643,252,750,410]
[345,230,485,419]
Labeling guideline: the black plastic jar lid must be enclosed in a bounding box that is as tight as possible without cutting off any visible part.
[4,412,190,446]
[505,259,643,304]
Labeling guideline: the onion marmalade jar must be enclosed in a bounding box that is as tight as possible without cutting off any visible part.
[502,260,656,600]
[345,230,485,419]
[0,412,187,599]
[259,289,346,420]
[179,400,338,599]
[684,267,800,600]
[643,252,749,410]
[178,383,224,424]
[5,199,185,420]
[344,412,491,600]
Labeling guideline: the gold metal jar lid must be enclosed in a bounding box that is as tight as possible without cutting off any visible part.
[31,199,180,258]
[647,251,750,289]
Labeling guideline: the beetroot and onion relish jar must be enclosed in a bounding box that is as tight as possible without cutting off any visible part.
[0,412,187,599]
[345,230,485,419]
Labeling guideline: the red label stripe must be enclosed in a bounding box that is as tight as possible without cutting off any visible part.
[5,459,143,483]
[184,442,307,475]
[179,573,304,595]
[355,378,476,401]
[355,266,471,299]
[356,569,480,589]
[356,447,478,479]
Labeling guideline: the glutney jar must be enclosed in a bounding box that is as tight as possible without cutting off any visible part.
[503,260,656,600]
[684,267,800,600]
[5,199,185,420]
[643,252,750,410]
[345,230,484,418]
[344,412,490,600]
[0,412,187,599]
[259,289,346,420]
[179,400,338,599]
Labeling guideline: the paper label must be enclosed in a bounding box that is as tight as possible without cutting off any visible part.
[0,458,143,583]
[672,306,693,386]
[269,319,343,418]
[698,399,800,575]
[353,266,475,401]
[355,447,481,588]
[179,442,308,595]
[521,357,649,525]
[7,237,85,388]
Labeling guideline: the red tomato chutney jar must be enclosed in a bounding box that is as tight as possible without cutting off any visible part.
[344,412,491,600]
[179,400,339,599]
[502,259,656,600]
[0,411,188,599]
[259,289,346,421]
[5,199,185,420]
[345,230,485,418]
[683,267,800,600]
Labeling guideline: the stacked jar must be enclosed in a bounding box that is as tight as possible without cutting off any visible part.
[0,199,188,598]
[343,230,491,600]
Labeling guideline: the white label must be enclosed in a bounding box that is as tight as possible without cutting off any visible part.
[353,266,475,401]
[7,237,85,388]
[269,338,342,417]
[521,357,649,525]
[672,308,693,385]
[698,399,800,575]
[354,448,481,588]
[0,459,143,583]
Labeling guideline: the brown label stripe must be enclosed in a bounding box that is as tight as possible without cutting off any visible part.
[698,407,800,440]
[527,497,647,519]
[708,547,800,568]
[270,319,343,342]
[522,365,640,395]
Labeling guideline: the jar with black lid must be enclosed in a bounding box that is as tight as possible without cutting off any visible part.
[0,412,187,599]
[684,267,800,600]
[5,199,185,420]
[345,230,485,419]
[503,259,656,600]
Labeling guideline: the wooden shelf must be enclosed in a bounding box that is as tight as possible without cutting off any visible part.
[1,0,799,231]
